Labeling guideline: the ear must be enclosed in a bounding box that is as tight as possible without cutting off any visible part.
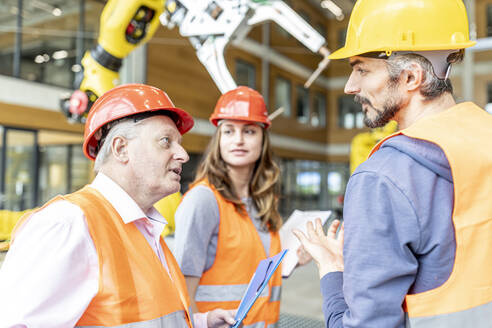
[401,62,424,92]
[110,136,130,164]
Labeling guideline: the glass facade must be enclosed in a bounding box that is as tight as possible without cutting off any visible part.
[0,127,91,211]
[2,128,37,211]
[0,0,103,88]
[278,158,349,221]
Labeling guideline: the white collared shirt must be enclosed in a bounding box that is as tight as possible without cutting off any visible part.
[0,173,207,328]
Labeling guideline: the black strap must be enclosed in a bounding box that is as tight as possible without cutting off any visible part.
[91,44,123,72]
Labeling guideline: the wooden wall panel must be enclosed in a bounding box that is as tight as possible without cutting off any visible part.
[0,102,84,133]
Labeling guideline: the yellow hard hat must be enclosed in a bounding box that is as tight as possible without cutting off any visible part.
[330,0,476,59]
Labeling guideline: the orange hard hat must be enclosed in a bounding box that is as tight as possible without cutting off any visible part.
[83,83,194,160]
[209,86,270,128]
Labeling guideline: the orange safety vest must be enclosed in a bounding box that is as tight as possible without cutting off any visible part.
[12,186,194,328]
[192,180,282,328]
[369,102,492,328]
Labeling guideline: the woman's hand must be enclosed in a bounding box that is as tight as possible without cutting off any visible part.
[207,308,238,328]
[293,218,344,279]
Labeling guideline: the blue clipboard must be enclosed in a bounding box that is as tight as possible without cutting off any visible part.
[231,250,288,328]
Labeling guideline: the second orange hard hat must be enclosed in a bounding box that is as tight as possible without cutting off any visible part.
[210,86,271,128]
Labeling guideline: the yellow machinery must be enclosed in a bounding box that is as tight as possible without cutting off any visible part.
[154,191,182,237]
[0,209,31,251]
[61,0,164,122]
[350,121,398,174]
[61,0,330,121]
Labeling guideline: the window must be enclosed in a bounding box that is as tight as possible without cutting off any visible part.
[39,145,69,204]
[327,171,343,194]
[488,4,492,37]
[338,95,364,129]
[0,0,103,87]
[0,127,92,210]
[235,59,256,89]
[277,159,350,217]
[3,128,37,210]
[312,92,327,127]
[296,85,309,123]
[274,77,291,117]
[296,171,320,195]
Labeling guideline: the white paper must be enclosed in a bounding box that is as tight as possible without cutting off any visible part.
[279,209,332,278]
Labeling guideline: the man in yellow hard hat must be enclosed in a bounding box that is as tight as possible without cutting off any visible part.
[294,0,492,327]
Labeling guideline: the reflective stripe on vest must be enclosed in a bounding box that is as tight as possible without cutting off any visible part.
[270,285,282,302]
[370,102,492,325]
[243,322,266,328]
[195,284,269,302]
[243,322,278,328]
[76,310,190,328]
[405,300,492,328]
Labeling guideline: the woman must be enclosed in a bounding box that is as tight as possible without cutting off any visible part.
[174,86,284,327]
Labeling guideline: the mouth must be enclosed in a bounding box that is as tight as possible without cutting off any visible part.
[231,149,248,154]
[169,167,182,175]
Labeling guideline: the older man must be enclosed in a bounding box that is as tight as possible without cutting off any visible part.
[295,0,492,327]
[0,84,236,328]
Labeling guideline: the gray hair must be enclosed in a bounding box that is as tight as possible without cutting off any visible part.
[93,119,141,172]
[385,50,464,101]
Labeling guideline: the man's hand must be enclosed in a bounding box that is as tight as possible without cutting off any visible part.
[296,245,312,266]
[207,308,237,328]
[293,218,344,279]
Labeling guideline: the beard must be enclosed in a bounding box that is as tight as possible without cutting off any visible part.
[355,90,403,129]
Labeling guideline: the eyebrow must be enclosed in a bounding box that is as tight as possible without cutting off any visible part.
[222,123,256,128]
[349,59,363,67]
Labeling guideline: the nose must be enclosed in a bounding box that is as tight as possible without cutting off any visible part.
[233,130,244,144]
[344,71,360,95]
[173,143,189,163]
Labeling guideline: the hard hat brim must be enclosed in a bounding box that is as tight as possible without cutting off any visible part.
[329,41,477,60]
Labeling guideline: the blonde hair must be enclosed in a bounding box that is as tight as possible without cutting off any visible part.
[193,127,282,232]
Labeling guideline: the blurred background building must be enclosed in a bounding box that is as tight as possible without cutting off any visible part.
[0,0,491,324]
[0,0,490,217]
